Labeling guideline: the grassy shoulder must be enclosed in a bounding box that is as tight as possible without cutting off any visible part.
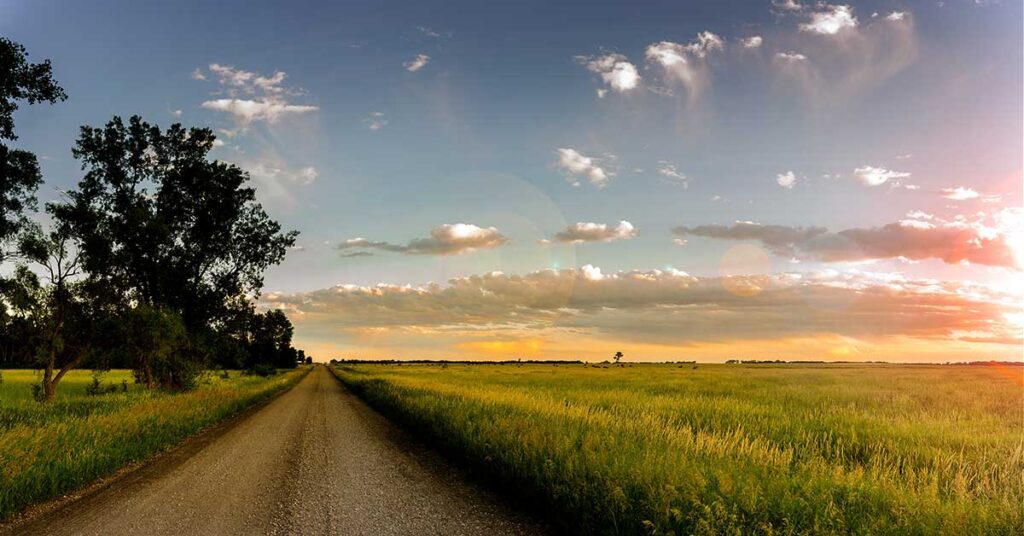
[0,367,309,520]
[332,362,1023,535]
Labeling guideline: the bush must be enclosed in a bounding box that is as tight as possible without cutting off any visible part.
[247,363,277,377]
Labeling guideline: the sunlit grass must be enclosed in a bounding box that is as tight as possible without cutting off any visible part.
[333,363,1024,535]
[0,367,308,520]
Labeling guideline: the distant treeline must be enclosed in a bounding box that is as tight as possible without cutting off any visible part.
[0,39,306,400]
[331,359,585,365]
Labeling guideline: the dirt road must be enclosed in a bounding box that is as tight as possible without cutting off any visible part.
[8,366,545,535]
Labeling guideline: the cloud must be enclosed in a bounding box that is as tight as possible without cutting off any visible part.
[939,187,1002,203]
[194,63,318,128]
[575,53,641,93]
[776,171,797,189]
[201,99,318,127]
[853,166,910,187]
[404,54,431,72]
[941,187,979,201]
[774,8,917,103]
[336,224,508,256]
[739,36,764,49]
[658,162,688,187]
[363,112,387,131]
[556,148,613,188]
[645,33,724,101]
[553,221,638,243]
[674,210,1022,268]
[262,265,1020,349]
[774,51,808,63]
[246,161,319,186]
[801,4,858,35]
[772,0,804,12]
[171,109,183,118]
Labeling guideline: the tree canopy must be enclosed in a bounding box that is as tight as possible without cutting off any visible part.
[50,116,298,331]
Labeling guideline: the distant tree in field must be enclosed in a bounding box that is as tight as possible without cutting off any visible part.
[246,309,299,370]
[613,351,623,365]
[0,38,66,265]
[49,116,298,383]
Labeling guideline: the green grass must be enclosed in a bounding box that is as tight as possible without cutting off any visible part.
[0,367,308,520]
[332,363,1024,535]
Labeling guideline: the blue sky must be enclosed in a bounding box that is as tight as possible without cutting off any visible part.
[4,0,1022,360]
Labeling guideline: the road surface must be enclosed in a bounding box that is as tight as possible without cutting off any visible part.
[7,366,546,535]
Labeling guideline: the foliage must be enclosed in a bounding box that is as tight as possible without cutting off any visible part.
[333,363,1024,535]
[49,115,297,331]
[0,367,308,519]
[0,37,66,261]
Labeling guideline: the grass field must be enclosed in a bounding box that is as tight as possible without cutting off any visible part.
[332,362,1024,535]
[0,367,308,520]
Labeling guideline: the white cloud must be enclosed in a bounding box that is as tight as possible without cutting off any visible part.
[772,0,804,12]
[194,63,318,128]
[404,54,431,72]
[336,224,508,256]
[740,36,764,49]
[774,51,808,62]
[363,112,388,131]
[885,11,907,22]
[576,53,641,93]
[801,4,858,35]
[556,148,613,188]
[853,166,910,187]
[171,109,183,118]
[776,171,797,189]
[941,187,979,201]
[247,162,319,186]
[553,221,638,243]
[658,162,688,187]
[201,99,318,127]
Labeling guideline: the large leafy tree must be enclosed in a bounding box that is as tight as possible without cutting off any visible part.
[0,37,66,263]
[51,116,297,334]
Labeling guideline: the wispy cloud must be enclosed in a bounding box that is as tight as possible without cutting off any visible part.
[194,63,318,128]
[404,54,431,72]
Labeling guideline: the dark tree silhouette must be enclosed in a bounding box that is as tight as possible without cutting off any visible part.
[50,116,297,332]
[0,37,66,263]
[613,351,623,364]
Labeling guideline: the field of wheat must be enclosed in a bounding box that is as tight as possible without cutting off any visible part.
[0,368,308,520]
[332,362,1024,535]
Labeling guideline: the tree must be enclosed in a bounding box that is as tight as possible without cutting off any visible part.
[246,309,298,370]
[51,115,297,340]
[121,304,191,390]
[0,38,66,263]
[9,225,95,401]
[613,351,623,365]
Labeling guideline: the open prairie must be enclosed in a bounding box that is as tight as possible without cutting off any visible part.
[333,363,1024,535]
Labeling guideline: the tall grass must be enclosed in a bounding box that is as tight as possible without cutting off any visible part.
[332,363,1024,535]
[0,368,308,520]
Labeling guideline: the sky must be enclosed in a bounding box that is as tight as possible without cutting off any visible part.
[3,0,1022,362]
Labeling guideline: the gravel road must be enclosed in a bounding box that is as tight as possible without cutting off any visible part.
[6,366,546,535]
